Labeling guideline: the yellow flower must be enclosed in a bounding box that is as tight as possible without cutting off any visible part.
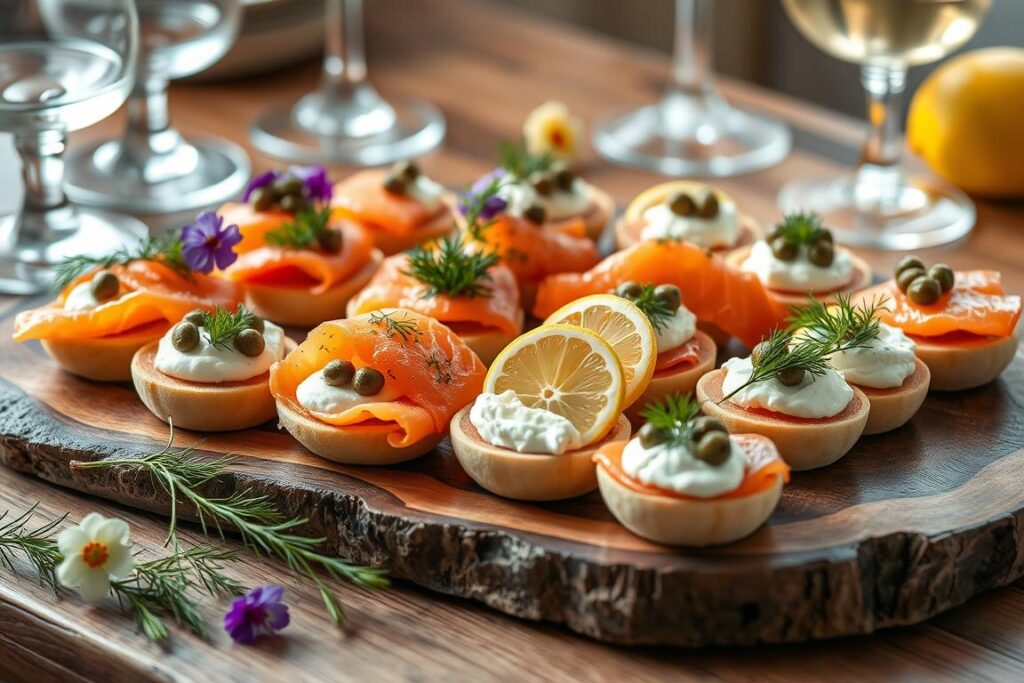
[523,101,583,162]
[57,512,134,602]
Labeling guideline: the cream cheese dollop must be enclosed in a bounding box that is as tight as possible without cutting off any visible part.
[639,200,740,248]
[654,305,697,353]
[296,368,402,414]
[741,239,854,293]
[721,356,853,418]
[64,280,101,311]
[155,321,286,383]
[469,390,582,455]
[828,323,917,389]
[499,179,590,222]
[621,434,745,498]
[406,173,445,212]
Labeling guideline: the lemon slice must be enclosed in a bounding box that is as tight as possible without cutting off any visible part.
[485,325,625,446]
[544,294,656,408]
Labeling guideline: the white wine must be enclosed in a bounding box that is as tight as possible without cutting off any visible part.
[782,0,990,66]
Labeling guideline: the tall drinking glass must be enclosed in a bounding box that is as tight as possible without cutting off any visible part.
[65,0,248,214]
[250,0,445,165]
[779,0,991,249]
[0,0,144,294]
[593,0,792,177]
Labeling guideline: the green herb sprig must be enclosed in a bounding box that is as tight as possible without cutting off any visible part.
[463,174,507,242]
[200,305,255,349]
[772,212,829,246]
[640,393,701,448]
[54,232,189,292]
[369,309,423,344]
[264,207,333,249]
[499,141,552,181]
[404,235,499,299]
[629,283,677,332]
[786,293,886,348]
[0,504,64,593]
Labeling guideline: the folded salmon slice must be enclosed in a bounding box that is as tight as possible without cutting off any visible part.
[270,309,485,447]
[348,253,522,337]
[654,337,702,372]
[331,170,440,236]
[533,241,786,347]
[14,260,243,341]
[217,203,293,254]
[468,214,600,286]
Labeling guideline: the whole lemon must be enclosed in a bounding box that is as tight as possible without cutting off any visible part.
[908,47,1024,199]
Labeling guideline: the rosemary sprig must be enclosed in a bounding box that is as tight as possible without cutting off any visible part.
[640,393,701,448]
[499,141,552,181]
[264,207,333,249]
[200,305,255,349]
[772,212,828,246]
[54,231,188,292]
[0,504,64,593]
[404,235,499,299]
[786,293,886,348]
[628,283,676,332]
[369,309,423,344]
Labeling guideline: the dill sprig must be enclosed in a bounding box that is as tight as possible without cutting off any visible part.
[719,328,834,405]
[0,504,64,593]
[463,174,507,242]
[786,293,887,348]
[54,231,188,292]
[264,207,333,249]
[628,283,677,332]
[369,309,423,344]
[772,212,828,246]
[199,304,255,349]
[404,235,499,299]
[499,141,552,181]
[640,393,701,448]
[72,426,390,628]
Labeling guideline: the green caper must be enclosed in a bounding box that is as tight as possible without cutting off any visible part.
[807,240,835,267]
[277,177,303,196]
[653,284,681,311]
[776,366,805,386]
[928,264,955,293]
[695,431,731,466]
[750,340,772,367]
[279,194,305,214]
[317,228,343,253]
[554,167,575,191]
[894,256,925,278]
[182,309,206,327]
[233,328,265,357]
[697,192,719,219]
[382,174,407,195]
[638,422,668,449]
[322,359,355,387]
[90,269,119,302]
[523,204,547,224]
[247,315,265,334]
[816,229,834,244]
[691,415,727,441]
[771,236,798,261]
[353,367,385,396]
[896,266,926,294]
[251,186,273,212]
[171,321,200,353]
[615,281,644,300]
[907,276,942,305]
[530,172,555,197]
[668,192,695,217]
[392,160,420,181]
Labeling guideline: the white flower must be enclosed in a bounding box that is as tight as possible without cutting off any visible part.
[56,512,134,602]
[523,101,583,162]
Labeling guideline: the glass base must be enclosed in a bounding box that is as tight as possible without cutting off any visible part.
[0,208,148,295]
[777,169,976,250]
[64,136,251,214]
[250,92,446,165]
[592,93,791,177]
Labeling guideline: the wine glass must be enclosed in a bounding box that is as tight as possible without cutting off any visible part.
[592,0,792,177]
[64,0,248,214]
[0,0,145,294]
[249,0,445,165]
[779,0,991,249]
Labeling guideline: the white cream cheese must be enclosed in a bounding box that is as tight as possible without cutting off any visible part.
[499,178,590,221]
[721,356,853,418]
[64,280,101,311]
[296,368,402,414]
[155,321,285,383]
[654,305,697,353]
[829,323,917,389]
[621,434,745,498]
[639,199,741,248]
[406,174,445,212]
[740,239,854,293]
[469,390,582,455]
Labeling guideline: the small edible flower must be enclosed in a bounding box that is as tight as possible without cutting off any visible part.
[181,211,241,274]
[459,169,508,220]
[243,170,277,202]
[224,584,291,644]
[56,512,134,602]
[523,100,583,162]
[243,165,333,204]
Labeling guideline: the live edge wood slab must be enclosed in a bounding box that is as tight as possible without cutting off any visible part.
[1,297,1023,648]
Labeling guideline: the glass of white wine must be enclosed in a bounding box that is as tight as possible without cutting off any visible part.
[779,0,992,249]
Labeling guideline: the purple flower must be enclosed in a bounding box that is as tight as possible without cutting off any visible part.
[288,165,333,203]
[243,171,278,202]
[224,585,290,644]
[181,211,241,274]
[459,168,507,220]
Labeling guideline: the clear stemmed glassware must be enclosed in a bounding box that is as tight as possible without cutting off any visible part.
[64,0,248,214]
[778,0,991,249]
[249,0,445,165]
[592,0,792,177]
[0,0,145,294]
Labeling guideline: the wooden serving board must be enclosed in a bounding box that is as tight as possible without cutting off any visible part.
[1,296,1023,648]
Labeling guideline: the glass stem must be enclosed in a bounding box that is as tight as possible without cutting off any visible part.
[667,0,715,97]
[858,64,906,171]
[15,127,74,241]
[322,0,367,93]
[125,77,172,148]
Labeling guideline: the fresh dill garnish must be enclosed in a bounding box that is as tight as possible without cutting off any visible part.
[772,212,829,246]
[404,234,499,299]
[499,141,552,180]
[628,283,676,331]
[199,304,255,349]
[640,393,701,447]
[264,207,333,249]
[0,504,65,593]
[54,231,189,292]
[719,328,833,404]
[463,173,507,242]
[786,293,887,348]
[369,309,423,343]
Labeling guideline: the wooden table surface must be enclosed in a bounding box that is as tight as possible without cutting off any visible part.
[2,0,1024,680]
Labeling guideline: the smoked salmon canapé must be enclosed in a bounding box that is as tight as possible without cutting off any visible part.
[346,236,523,366]
[330,161,458,255]
[132,306,296,432]
[615,181,763,252]
[593,394,789,546]
[270,309,486,465]
[855,258,1022,391]
[13,214,244,382]
[450,325,632,501]
[696,328,870,471]
[725,212,872,311]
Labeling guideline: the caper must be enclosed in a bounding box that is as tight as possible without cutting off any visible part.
[638,422,668,449]
[251,186,273,212]
[247,315,265,334]
[277,177,303,196]
[615,281,644,300]
[90,269,119,302]
[697,192,719,219]
[530,172,555,197]
[554,167,575,191]
[279,194,305,214]
[392,160,420,180]
[353,367,385,396]
[182,309,206,327]
[776,366,805,386]
[894,256,925,278]
[668,192,695,217]
[653,284,681,311]
[171,321,200,353]
[928,264,955,293]
[382,174,407,195]
[322,359,355,387]
[317,228,343,253]
[767,225,785,241]
[750,340,772,367]
[691,416,727,441]
[234,328,265,357]
[816,229,834,244]
[907,276,942,305]
[523,204,547,225]
[896,266,926,294]
[695,431,731,466]
[771,236,798,261]
[807,240,835,267]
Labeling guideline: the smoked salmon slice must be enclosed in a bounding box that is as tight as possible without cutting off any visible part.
[331,170,441,236]
[654,337,702,372]
[14,260,242,341]
[347,253,522,337]
[270,309,485,447]
[467,214,599,286]
[533,241,787,347]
